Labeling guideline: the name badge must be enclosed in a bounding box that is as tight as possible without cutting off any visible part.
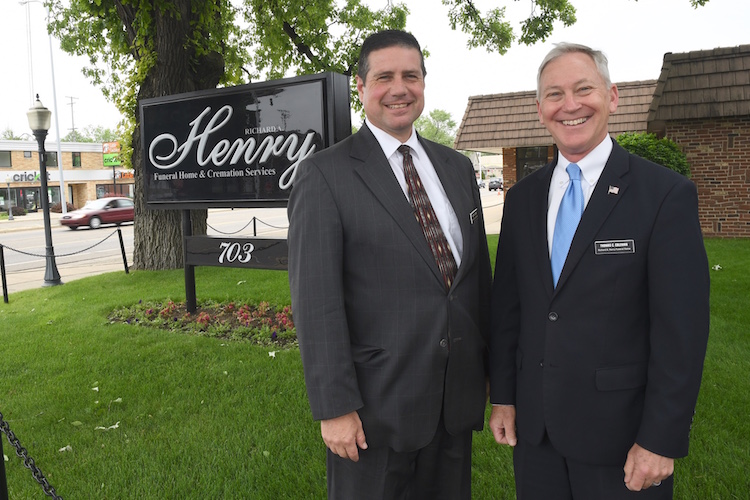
[594,239,635,255]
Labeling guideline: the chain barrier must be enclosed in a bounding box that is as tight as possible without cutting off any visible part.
[0,229,119,259]
[207,216,289,235]
[482,200,505,209]
[0,411,63,499]
[254,218,289,230]
[207,218,255,235]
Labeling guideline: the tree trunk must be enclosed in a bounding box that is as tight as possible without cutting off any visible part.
[128,1,223,270]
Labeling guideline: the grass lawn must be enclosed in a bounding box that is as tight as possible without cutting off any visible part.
[1,237,748,498]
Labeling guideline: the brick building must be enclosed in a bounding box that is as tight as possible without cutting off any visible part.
[455,45,750,238]
[0,140,134,212]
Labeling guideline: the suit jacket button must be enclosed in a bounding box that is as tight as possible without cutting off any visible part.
[548,312,559,322]
[440,338,448,348]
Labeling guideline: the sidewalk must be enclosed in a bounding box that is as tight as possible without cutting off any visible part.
[0,210,63,234]
[481,189,504,236]
[0,210,128,295]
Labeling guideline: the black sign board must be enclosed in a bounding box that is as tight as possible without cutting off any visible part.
[185,236,288,270]
[140,72,351,209]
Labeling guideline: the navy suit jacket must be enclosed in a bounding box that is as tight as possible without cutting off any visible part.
[289,124,492,453]
[489,141,709,465]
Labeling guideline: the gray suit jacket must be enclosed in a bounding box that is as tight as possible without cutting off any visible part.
[288,124,491,452]
[489,142,710,465]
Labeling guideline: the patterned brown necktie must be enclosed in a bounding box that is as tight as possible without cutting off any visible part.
[398,145,458,290]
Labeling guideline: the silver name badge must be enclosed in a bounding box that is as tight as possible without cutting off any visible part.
[594,239,636,255]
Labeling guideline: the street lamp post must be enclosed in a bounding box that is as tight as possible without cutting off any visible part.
[5,178,13,221]
[26,95,62,286]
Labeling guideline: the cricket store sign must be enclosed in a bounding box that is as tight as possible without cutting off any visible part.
[140,72,351,209]
[11,172,49,182]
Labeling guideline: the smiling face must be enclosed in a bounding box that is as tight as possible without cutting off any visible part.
[356,45,425,143]
[537,51,619,163]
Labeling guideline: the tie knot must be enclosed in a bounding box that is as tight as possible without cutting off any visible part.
[398,145,411,157]
[566,163,581,181]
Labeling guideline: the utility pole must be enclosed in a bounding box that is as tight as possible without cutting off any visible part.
[66,96,78,140]
[22,0,68,214]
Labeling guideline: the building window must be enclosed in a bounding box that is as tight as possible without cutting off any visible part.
[97,183,134,198]
[45,152,58,167]
[24,151,32,159]
[0,151,11,168]
[516,146,548,181]
[72,152,82,167]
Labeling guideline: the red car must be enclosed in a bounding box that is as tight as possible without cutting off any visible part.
[60,197,134,230]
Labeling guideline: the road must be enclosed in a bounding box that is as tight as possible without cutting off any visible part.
[0,189,503,295]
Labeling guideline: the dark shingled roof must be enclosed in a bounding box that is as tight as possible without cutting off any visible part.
[455,81,657,153]
[648,44,750,122]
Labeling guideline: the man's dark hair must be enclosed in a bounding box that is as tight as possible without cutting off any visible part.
[357,29,426,83]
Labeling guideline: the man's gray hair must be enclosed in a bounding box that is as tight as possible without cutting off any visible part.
[536,42,612,100]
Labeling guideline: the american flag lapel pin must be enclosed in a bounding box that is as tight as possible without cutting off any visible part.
[608,185,620,195]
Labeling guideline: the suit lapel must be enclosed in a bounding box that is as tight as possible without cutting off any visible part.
[350,126,446,287]
[530,163,556,296]
[555,143,631,291]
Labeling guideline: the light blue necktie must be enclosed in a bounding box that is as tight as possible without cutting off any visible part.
[551,163,584,287]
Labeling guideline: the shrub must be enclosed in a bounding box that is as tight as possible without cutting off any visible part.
[10,206,27,216]
[616,132,690,177]
[51,201,78,212]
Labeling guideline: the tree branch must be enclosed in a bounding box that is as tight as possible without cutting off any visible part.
[282,21,326,70]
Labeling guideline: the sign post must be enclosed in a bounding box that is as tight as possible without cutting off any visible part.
[103,141,121,196]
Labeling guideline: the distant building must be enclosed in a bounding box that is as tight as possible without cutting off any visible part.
[456,45,750,238]
[0,140,134,212]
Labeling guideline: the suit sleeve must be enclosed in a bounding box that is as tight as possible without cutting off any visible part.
[637,177,710,458]
[488,186,521,405]
[288,158,363,421]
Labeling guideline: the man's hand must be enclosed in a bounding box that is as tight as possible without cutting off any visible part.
[623,443,674,491]
[321,411,368,462]
[489,405,517,446]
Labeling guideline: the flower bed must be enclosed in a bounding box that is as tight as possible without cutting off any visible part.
[109,299,296,347]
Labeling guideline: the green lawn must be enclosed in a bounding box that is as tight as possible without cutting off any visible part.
[1,237,748,498]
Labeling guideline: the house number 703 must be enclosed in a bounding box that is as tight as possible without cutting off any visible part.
[218,241,255,264]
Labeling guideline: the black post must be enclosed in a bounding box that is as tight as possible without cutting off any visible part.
[1,430,8,500]
[117,228,129,274]
[252,216,257,237]
[0,245,8,304]
[32,129,62,286]
[182,210,197,313]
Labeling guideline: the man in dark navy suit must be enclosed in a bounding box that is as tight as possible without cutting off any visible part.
[488,42,710,499]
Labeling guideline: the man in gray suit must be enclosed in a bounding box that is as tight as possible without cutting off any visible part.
[288,30,492,499]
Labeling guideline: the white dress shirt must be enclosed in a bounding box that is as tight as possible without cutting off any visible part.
[367,119,463,265]
[547,135,613,256]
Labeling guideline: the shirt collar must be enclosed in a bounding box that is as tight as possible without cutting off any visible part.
[556,135,613,187]
[365,118,421,160]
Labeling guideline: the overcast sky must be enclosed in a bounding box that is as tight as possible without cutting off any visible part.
[1,0,748,142]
